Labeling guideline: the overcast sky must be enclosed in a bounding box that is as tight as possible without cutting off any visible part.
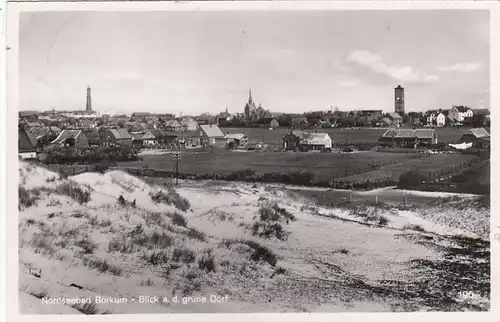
[19,10,489,115]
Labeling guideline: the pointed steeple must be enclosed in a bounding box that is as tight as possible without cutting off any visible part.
[248,88,253,104]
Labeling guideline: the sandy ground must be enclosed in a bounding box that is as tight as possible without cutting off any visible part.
[17,162,490,314]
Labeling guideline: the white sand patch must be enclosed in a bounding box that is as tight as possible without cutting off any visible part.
[394,189,480,198]
[19,162,62,190]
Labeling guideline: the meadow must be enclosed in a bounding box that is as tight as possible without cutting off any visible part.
[222,127,473,145]
[120,149,428,180]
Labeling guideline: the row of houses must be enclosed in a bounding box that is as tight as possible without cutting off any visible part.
[18,123,240,158]
[280,126,491,151]
[378,127,490,149]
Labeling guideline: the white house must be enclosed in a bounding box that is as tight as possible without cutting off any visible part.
[448,106,473,123]
[426,111,446,127]
[301,132,333,150]
[436,113,446,127]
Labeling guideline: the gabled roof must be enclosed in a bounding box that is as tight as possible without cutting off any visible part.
[165,119,182,127]
[26,122,43,127]
[19,128,37,152]
[464,128,490,138]
[380,117,393,125]
[30,127,51,140]
[200,124,224,138]
[389,112,402,120]
[108,128,132,140]
[225,133,246,140]
[455,106,471,113]
[50,126,62,134]
[51,130,83,144]
[301,133,331,145]
[381,129,436,139]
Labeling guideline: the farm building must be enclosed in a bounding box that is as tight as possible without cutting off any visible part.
[29,126,60,148]
[179,131,202,148]
[18,128,38,159]
[224,133,248,147]
[257,117,280,129]
[300,132,333,150]
[460,128,490,146]
[379,129,438,147]
[200,124,225,147]
[51,130,90,150]
[101,128,133,149]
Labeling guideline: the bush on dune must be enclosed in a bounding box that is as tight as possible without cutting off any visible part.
[55,181,91,204]
[18,187,40,209]
[150,188,190,211]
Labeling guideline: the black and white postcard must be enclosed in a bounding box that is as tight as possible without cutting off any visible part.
[3,1,499,320]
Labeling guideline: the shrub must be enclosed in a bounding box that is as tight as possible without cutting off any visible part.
[223,239,278,267]
[186,228,206,242]
[29,288,48,299]
[397,170,427,190]
[403,224,425,232]
[150,189,190,211]
[148,231,175,248]
[82,257,123,276]
[141,251,170,266]
[172,247,196,264]
[19,187,39,209]
[118,195,126,206]
[198,252,216,272]
[29,233,55,255]
[378,216,389,226]
[55,181,91,204]
[168,212,187,227]
[75,237,98,254]
[252,222,288,241]
[72,302,99,315]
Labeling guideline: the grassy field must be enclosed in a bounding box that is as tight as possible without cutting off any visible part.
[120,149,428,180]
[339,153,481,183]
[221,127,475,145]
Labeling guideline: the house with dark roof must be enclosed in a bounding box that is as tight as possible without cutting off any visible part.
[30,126,60,148]
[379,129,438,147]
[131,112,152,121]
[291,117,309,128]
[200,124,225,147]
[19,128,38,159]
[102,128,133,148]
[224,133,248,147]
[460,128,490,146]
[51,130,89,150]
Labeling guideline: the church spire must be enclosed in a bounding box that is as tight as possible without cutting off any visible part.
[248,88,253,104]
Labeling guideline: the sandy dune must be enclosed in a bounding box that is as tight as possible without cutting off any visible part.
[17,162,490,313]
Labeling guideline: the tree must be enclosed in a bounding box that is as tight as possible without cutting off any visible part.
[471,114,486,128]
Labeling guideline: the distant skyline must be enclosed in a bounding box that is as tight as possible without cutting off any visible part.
[19,10,489,115]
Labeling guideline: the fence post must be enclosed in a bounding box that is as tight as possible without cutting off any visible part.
[375,195,378,204]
